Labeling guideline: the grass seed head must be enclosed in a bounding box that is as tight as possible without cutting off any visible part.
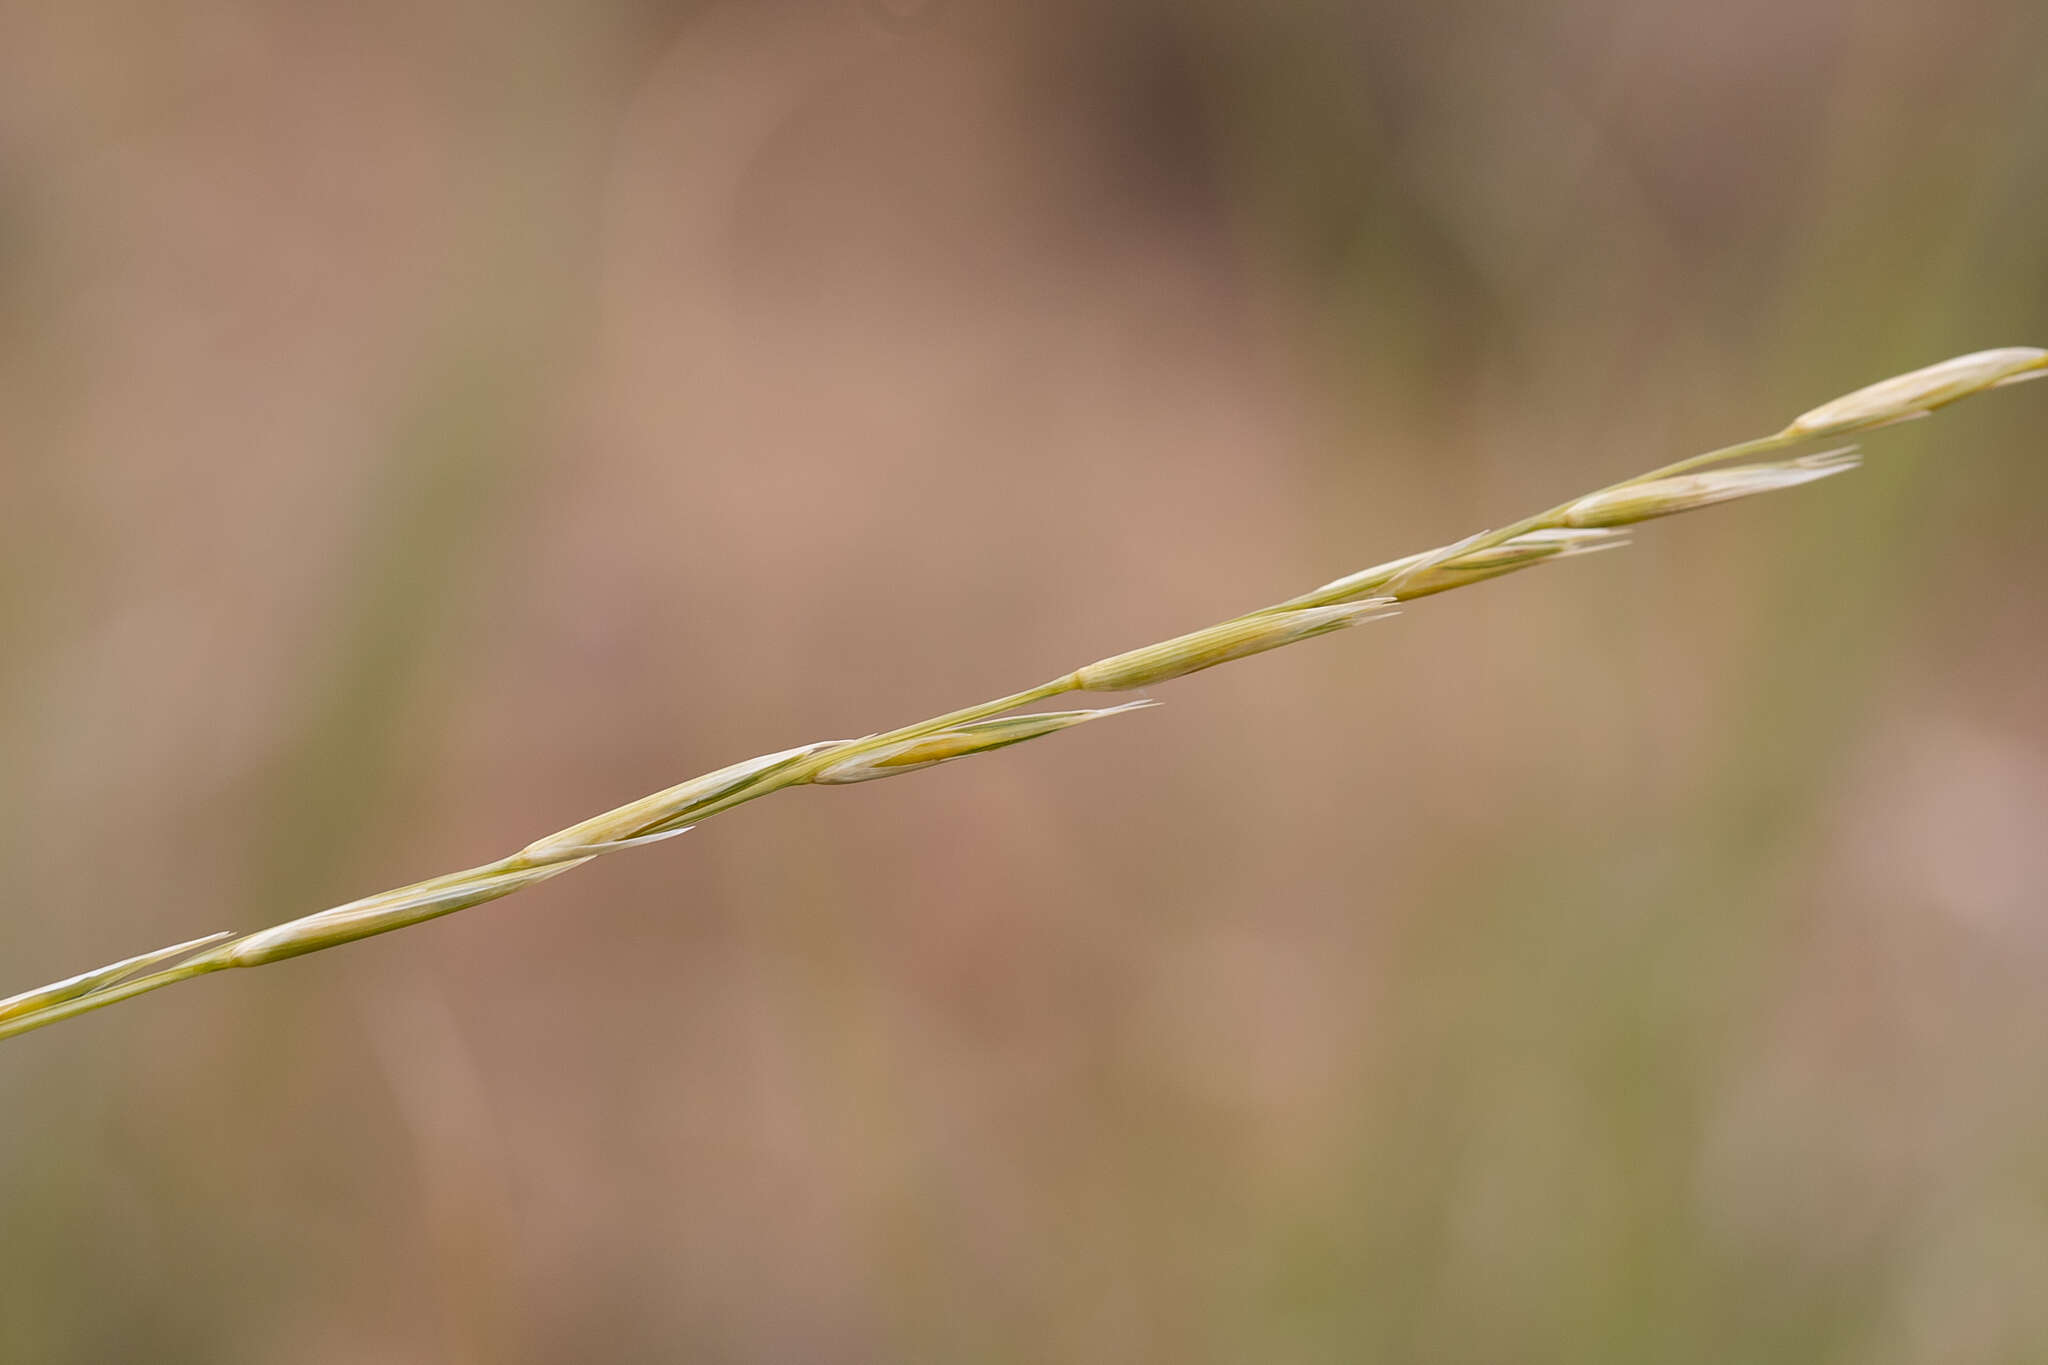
[813,703,1159,784]
[1072,600,1396,692]
[1786,347,2047,438]
[1282,530,1625,609]
[1385,528,1630,598]
[517,743,838,864]
[223,863,583,967]
[5,344,2043,1043]
[0,932,232,1023]
[1562,449,1861,528]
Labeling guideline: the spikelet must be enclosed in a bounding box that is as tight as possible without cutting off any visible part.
[222,862,586,968]
[1562,448,1862,528]
[1298,527,1630,606]
[1786,348,2047,438]
[1071,600,1397,692]
[0,932,232,1023]
[813,702,1159,784]
[516,742,839,864]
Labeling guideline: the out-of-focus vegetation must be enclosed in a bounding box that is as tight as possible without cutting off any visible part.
[2,1,2046,1360]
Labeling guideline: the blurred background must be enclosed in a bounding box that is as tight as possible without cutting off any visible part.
[3,0,2046,1360]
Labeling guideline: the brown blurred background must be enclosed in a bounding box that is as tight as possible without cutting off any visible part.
[3,0,2047,1360]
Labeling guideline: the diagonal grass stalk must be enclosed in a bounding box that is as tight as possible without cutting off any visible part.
[2,347,2041,1043]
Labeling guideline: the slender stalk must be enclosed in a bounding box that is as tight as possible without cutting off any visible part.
[3,347,2041,1043]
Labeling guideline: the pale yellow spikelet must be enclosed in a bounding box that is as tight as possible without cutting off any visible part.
[1786,348,2047,438]
[1562,449,1861,528]
[0,932,232,1023]
[1390,528,1630,599]
[516,742,838,864]
[1289,528,1625,607]
[1072,600,1396,693]
[223,862,585,968]
[813,702,1159,785]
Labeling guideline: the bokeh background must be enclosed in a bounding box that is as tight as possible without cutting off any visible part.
[4,1,2047,1360]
